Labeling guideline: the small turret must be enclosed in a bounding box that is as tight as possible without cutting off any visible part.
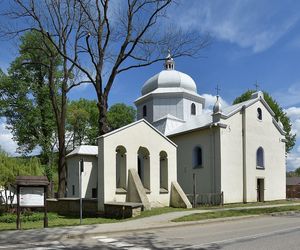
[213,95,222,114]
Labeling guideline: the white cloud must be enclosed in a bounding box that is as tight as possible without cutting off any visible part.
[287,151,300,171]
[173,0,300,53]
[285,107,300,171]
[273,84,300,107]
[202,93,229,112]
[0,119,19,156]
[285,106,300,139]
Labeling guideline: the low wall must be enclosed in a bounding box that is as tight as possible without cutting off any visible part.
[47,198,98,216]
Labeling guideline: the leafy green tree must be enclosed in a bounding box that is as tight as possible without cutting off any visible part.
[66,101,136,148]
[295,167,300,176]
[67,99,98,148]
[107,103,136,131]
[0,150,43,208]
[233,90,296,153]
[0,31,57,168]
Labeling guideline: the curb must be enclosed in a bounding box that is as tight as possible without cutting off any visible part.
[64,214,261,240]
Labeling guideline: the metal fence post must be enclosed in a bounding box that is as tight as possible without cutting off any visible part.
[193,173,196,208]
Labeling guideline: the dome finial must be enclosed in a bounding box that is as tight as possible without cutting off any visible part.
[213,85,222,114]
[213,95,222,114]
[164,49,175,70]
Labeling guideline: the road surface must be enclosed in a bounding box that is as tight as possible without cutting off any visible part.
[1,213,300,249]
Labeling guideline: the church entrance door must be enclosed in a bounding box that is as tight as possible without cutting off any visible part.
[257,178,264,202]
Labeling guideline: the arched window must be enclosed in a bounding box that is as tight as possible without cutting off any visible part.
[160,151,168,192]
[191,103,196,115]
[116,146,127,190]
[193,146,203,168]
[257,108,262,120]
[256,147,264,169]
[137,147,150,191]
[143,105,147,117]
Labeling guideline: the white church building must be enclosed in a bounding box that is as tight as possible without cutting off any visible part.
[66,54,286,210]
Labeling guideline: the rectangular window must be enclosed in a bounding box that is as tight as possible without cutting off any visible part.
[92,188,97,198]
[72,185,75,196]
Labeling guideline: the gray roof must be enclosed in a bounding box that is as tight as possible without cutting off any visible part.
[167,91,285,136]
[286,177,300,185]
[166,112,213,136]
[66,145,98,158]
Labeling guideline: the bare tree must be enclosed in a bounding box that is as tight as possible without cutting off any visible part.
[7,0,210,134]
[2,0,87,197]
[3,0,210,196]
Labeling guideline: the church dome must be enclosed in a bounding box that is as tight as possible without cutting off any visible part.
[141,53,197,95]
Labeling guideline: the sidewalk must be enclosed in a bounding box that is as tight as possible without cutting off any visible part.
[0,203,299,244]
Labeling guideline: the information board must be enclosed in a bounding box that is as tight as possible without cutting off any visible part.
[20,187,44,207]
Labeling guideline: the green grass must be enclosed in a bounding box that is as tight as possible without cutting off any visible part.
[198,199,300,210]
[1,200,299,231]
[172,205,300,222]
[134,207,185,218]
[0,207,185,231]
[0,212,119,231]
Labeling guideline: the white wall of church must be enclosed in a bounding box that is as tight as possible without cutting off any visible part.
[182,99,203,121]
[170,128,221,197]
[136,98,154,122]
[153,97,183,121]
[244,101,286,202]
[220,100,286,203]
[220,113,244,203]
[98,121,177,211]
[137,95,204,124]
[66,155,98,198]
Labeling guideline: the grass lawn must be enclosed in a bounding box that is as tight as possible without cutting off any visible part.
[1,200,299,231]
[0,213,119,231]
[172,205,300,222]
[0,207,185,231]
[197,199,300,210]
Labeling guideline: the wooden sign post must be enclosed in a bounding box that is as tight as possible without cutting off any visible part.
[15,176,49,230]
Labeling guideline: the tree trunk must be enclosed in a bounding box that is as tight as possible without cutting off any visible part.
[57,108,67,198]
[97,95,110,135]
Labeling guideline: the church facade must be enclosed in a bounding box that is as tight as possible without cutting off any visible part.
[66,54,286,209]
[135,54,286,203]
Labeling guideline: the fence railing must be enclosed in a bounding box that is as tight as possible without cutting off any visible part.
[187,192,224,207]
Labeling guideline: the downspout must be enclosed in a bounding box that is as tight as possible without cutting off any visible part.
[242,106,247,203]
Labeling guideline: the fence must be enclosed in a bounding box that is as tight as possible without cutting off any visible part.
[187,192,224,207]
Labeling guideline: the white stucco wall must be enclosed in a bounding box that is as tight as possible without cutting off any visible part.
[220,112,244,203]
[66,155,98,198]
[182,98,203,121]
[98,120,177,211]
[136,98,154,123]
[153,97,183,121]
[169,127,221,196]
[244,101,286,202]
[220,100,286,203]
[136,94,204,125]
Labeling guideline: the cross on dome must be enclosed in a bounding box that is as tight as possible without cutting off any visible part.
[164,49,175,70]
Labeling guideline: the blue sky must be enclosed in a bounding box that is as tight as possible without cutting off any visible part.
[0,0,299,170]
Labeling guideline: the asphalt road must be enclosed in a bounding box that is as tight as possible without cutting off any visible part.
[1,213,300,249]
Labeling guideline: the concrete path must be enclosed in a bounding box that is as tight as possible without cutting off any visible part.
[0,203,299,245]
